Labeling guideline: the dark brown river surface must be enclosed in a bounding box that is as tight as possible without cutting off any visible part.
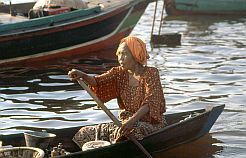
[1,1,246,158]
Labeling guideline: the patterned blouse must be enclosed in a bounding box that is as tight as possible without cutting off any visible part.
[90,66,166,124]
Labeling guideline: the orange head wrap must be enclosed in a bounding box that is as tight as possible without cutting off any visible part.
[119,36,149,66]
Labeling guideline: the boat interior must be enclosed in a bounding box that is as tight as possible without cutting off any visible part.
[0,0,132,25]
[0,108,207,157]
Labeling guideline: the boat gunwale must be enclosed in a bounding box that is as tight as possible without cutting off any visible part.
[0,0,143,37]
[0,6,102,34]
[0,105,221,137]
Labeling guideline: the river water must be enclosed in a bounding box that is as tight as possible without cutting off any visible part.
[0,1,246,158]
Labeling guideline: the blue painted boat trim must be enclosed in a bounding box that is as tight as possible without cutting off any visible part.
[175,0,246,12]
[0,6,101,33]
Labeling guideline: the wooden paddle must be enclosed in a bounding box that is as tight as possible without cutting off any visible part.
[77,79,153,158]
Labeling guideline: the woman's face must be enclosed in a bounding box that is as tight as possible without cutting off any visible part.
[116,42,136,70]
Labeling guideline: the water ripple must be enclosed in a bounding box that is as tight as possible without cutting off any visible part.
[0,2,245,158]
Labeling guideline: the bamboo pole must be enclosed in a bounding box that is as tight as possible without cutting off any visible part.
[150,0,158,38]
[158,0,165,35]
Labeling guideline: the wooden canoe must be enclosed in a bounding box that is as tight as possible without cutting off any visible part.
[164,0,246,16]
[0,0,152,67]
[0,104,224,158]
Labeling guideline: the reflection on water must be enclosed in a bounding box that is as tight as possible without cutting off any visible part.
[154,134,223,158]
[0,1,246,158]
[0,59,118,134]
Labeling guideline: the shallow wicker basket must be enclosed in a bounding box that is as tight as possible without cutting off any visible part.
[82,140,110,151]
[0,147,45,158]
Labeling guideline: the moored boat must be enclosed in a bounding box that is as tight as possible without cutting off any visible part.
[0,104,225,158]
[0,0,153,67]
[164,0,246,16]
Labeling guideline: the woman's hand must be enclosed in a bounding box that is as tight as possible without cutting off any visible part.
[68,69,85,81]
[119,104,149,136]
[68,69,97,86]
[120,117,136,136]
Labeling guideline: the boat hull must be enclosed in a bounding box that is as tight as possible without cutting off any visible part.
[0,0,151,66]
[164,0,246,16]
[0,105,225,158]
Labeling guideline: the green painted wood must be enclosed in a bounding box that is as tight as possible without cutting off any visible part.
[175,0,246,12]
[119,9,146,33]
[118,0,148,32]
[0,6,101,33]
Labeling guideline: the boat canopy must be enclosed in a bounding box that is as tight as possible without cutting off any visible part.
[33,0,88,9]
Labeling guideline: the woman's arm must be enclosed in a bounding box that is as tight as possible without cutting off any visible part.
[68,69,97,86]
[69,67,120,103]
[131,104,149,123]
[141,68,165,123]
[120,104,149,136]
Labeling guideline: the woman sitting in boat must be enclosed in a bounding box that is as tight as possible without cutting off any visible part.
[68,36,167,148]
